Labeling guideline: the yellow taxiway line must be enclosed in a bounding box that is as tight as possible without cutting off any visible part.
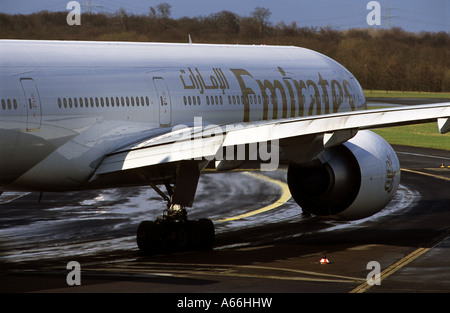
[217,172,292,222]
[350,230,449,293]
[400,168,450,181]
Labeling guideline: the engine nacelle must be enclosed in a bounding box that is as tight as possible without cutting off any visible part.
[287,130,400,220]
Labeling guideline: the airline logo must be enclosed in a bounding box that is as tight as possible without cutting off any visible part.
[180,66,361,122]
[385,154,396,193]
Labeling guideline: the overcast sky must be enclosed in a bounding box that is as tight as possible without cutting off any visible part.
[1,0,449,33]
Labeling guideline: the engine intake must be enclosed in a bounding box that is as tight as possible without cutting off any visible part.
[287,130,400,220]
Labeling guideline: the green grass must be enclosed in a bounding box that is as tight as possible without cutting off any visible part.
[372,122,450,151]
[368,103,450,151]
[364,90,450,99]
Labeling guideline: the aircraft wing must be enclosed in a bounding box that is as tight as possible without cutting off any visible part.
[92,103,450,177]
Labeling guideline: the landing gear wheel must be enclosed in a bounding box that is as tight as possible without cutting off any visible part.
[188,221,202,250]
[137,221,160,255]
[176,224,188,250]
[136,218,215,255]
[198,218,215,251]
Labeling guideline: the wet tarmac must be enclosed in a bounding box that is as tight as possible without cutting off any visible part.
[0,143,449,296]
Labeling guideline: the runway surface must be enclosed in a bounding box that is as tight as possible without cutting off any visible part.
[0,146,449,294]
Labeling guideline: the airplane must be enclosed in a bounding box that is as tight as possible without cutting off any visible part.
[1,40,449,254]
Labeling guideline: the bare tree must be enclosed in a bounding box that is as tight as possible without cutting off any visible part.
[150,2,172,18]
[156,2,172,18]
[251,7,271,26]
[213,11,240,35]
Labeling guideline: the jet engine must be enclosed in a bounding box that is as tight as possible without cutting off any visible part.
[287,130,400,220]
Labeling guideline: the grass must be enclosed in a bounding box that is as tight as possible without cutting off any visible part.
[364,90,450,99]
[367,101,450,151]
[372,122,450,151]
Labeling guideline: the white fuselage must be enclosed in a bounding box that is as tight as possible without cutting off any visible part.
[0,40,365,191]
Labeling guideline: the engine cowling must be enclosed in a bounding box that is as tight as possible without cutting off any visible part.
[287,130,401,220]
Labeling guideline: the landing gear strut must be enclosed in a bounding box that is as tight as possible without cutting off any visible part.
[136,161,214,255]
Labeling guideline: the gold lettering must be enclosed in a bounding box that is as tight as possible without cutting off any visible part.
[215,68,230,90]
[306,79,321,115]
[292,79,306,117]
[228,67,354,120]
[180,68,230,94]
[230,69,255,122]
[283,78,296,117]
[194,68,218,90]
[256,80,270,120]
[318,73,330,114]
[188,68,202,93]
[331,80,343,112]
[256,79,286,120]
[343,80,355,110]
[279,67,296,118]
[180,69,196,89]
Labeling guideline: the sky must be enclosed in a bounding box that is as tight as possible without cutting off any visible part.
[1,0,449,33]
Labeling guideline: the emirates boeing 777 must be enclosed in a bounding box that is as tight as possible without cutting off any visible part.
[0,40,449,254]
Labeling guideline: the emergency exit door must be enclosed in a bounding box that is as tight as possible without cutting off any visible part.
[153,77,172,127]
[20,78,42,131]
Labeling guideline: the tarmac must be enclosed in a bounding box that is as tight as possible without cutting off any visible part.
[0,144,449,295]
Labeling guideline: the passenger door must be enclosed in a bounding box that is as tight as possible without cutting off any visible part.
[20,78,42,131]
[153,77,172,127]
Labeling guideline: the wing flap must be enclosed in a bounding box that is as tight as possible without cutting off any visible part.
[94,128,224,176]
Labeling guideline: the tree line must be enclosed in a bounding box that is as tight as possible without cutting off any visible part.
[1,6,449,92]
